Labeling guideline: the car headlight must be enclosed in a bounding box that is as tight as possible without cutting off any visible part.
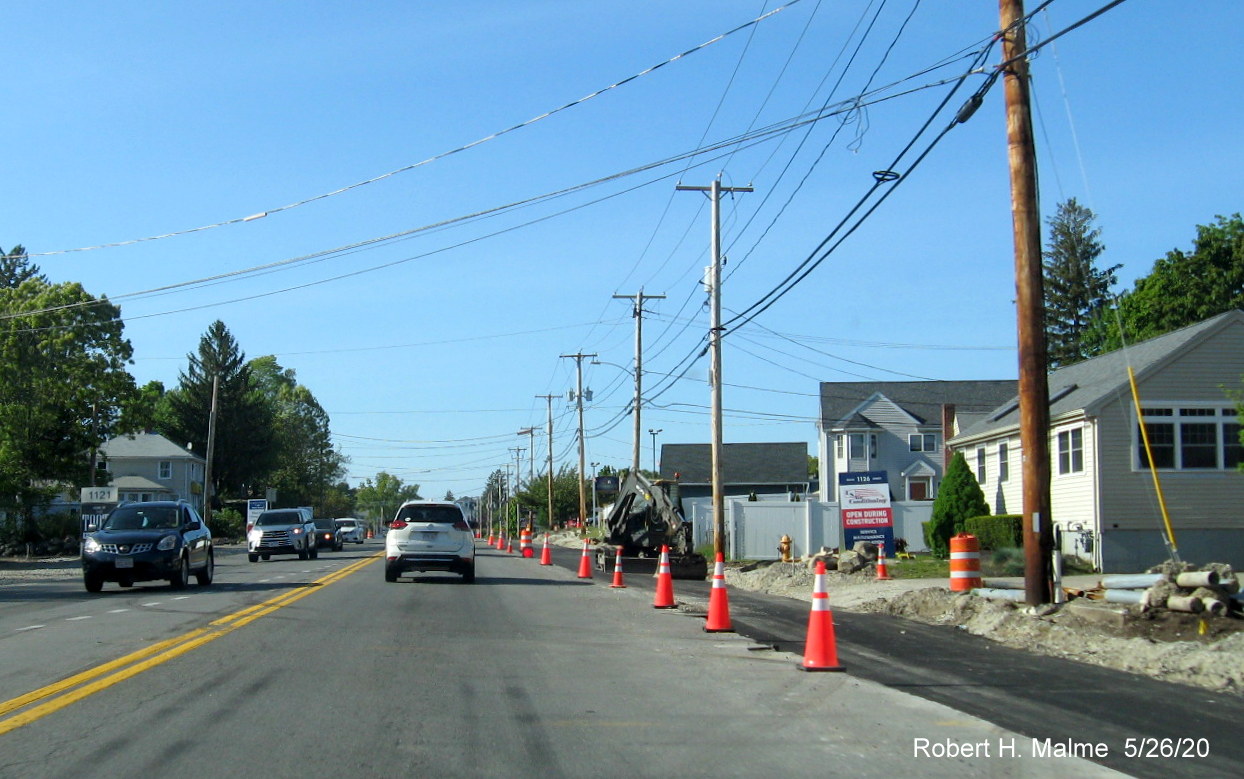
[157,534,178,551]
[292,527,303,535]
[83,537,101,554]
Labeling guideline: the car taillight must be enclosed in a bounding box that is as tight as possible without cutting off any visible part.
[453,521,470,532]
[390,520,407,530]
[246,523,254,534]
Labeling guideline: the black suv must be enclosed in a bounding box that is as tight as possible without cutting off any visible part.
[82,500,214,592]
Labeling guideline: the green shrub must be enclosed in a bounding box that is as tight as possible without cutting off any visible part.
[208,507,245,541]
[926,451,989,557]
[964,514,1022,550]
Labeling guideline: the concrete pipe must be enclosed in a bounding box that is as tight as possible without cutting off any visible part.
[1166,595,1204,613]
[1201,598,1226,616]
[1174,570,1220,588]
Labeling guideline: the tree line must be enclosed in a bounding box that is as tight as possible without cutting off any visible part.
[0,249,349,542]
[1042,202,1244,368]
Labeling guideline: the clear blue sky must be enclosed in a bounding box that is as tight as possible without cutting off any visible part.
[5,1,1240,501]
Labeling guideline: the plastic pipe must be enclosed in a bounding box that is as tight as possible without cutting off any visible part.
[1102,589,1144,605]
[972,587,1028,602]
[1100,573,1165,590]
[1201,598,1226,616]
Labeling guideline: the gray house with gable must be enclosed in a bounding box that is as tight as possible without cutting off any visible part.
[951,310,1244,572]
[817,380,1018,504]
[99,433,206,514]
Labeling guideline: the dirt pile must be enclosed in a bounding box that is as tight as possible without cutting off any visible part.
[726,559,1244,695]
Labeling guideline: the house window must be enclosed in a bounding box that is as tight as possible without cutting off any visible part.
[1138,405,1238,470]
[908,477,931,501]
[909,433,936,452]
[1057,428,1084,474]
[976,448,986,484]
[870,434,878,459]
[998,442,1009,482]
[159,461,172,480]
[1226,423,1242,469]
[849,433,865,459]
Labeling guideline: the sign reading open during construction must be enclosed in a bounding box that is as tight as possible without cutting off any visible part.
[839,471,894,555]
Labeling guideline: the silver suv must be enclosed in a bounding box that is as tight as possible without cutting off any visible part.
[248,508,318,562]
[384,501,475,583]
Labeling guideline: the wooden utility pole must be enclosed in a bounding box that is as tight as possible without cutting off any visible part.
[677,177,752,560]
[560,352,596,529]
[999,0,1052,605]
[203,375,220,525]
[536,394,556,530]
[613,289,666,476]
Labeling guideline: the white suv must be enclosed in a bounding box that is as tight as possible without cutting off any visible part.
[384,501,475,583]
[334,517,365,544]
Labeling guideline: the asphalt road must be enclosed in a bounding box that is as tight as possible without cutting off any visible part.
[0,540,1127,778]
[544,543,1244,779]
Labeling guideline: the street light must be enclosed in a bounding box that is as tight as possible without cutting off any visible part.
[648,428,663,475]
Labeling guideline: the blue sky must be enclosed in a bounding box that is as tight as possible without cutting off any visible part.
[5,1,1240,501]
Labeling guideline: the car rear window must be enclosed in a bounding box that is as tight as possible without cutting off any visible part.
[395,505,463,525]
[314,519,334,530]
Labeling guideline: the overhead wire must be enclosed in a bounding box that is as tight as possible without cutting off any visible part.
[27,1,807,259]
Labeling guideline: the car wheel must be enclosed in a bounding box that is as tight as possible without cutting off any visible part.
[169,556,189,589]
[298,547,308,561]
[248,553,259,563]
[261,554,270,561]
[118,579,133,588]
[309,546,318,560]
[461,562,476,584]
[385,566,398,583]
[84,572,104,593]
[196,552,214,586]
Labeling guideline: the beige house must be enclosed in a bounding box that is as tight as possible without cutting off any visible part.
[950,310,1244,572]
[99,433,206,513]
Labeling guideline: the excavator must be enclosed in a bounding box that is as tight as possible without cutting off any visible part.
[594,471,708,580]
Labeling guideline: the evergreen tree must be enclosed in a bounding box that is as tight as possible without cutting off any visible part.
[925,451,989,557]
[1042,199,1119,366]
[159,321,276,500]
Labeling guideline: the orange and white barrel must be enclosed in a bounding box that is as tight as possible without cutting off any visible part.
[949,533,982,591]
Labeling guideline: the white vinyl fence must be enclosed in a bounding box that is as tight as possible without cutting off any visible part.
[685,498,934,560]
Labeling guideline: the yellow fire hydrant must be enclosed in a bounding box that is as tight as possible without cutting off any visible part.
[778,534,794,563]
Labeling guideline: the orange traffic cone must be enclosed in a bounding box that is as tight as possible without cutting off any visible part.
[609,547,626,588]
[653,545,676,609]
[875,546,892,580]
[487,533,494,546]
[800,559,844,672]
[539,533,552,565]
[703,552,733,633]
[576,539,593,579]
[507,537,515,554]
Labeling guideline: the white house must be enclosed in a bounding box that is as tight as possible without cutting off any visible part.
[950,310,1244,572]
[99,433,206,513]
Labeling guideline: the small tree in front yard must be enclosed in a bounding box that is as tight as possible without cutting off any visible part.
[925,451,990,556]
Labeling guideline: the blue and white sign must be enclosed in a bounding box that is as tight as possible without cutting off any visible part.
[838,471,894,555]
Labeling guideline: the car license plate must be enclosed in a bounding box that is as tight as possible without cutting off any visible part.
[115,556,134,569]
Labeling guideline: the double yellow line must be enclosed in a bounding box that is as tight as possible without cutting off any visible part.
[0,552,380,735]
